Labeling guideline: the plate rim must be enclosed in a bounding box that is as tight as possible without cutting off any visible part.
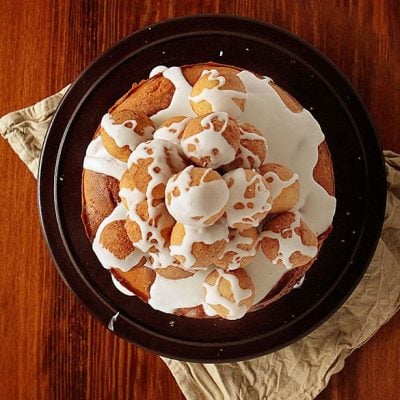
[37,15,386,362]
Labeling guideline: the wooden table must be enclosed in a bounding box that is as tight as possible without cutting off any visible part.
[0,1,399,399]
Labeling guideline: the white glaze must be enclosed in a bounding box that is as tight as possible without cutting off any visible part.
[246,248,287,304]
[236,126,268,169]
[224,168,272,228]
[219,229,258,270]
[261,212,318,269]
[165,165,229,227]
[181,111,237,168]
[150,66,196,126]
[125,139,186,253]
[153,117,191,145]
[203,268,254,320]
[148,246,287,314]
[86,65,337,317]
[127,139,186,199]
[149,65,168,77]
[111,273,135,296]
[189,69,248,120]
[264,170,299,200]
[100,113,154,151]
[148,269,209,313]
[83,136,127,180]
[119,187,146,210]
[92,204,147,272]
[85,66,336,235]
[127,203,172,252]
[149,245,180,269]
[169,222,229,268]
[237,70,336,234]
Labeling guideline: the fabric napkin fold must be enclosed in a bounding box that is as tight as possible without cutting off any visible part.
[1,89,399,400]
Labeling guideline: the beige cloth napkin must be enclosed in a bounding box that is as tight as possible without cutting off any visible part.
[1,90,399,400]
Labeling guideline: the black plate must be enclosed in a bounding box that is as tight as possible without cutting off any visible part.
[38,15,386,362]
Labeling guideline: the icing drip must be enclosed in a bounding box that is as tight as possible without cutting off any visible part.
[261,213,318,269]
[170,222,229,268]
[119,187,146,210]
[149,246,180,269]
[108,312,119,331]
[127,203,172,253]
[222,230,258,270]
[125,139,186,253]
[165,165,229,226]
[189,69,248,119]
[149,269,210,313]
[127,139,186,199]
[149,65,168,77]
[100,113,154,151]
[111,274,135,296]
[264,171,299,200]
[293,275,305,289]
[153,117,191,145]
[150,67,196,126]
[92,204,147,272]
[237,127,268,169]
[246,248,286,304]
[203,269,253,320]
[83,136,127,180]
[224,168,272,227]
[237,70,336,234]
[181,112,236,168]
[148,246,287,314]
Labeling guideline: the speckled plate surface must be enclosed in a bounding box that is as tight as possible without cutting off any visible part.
[38,15,386,362]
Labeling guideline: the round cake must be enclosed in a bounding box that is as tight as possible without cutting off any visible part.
[81,62,336,320]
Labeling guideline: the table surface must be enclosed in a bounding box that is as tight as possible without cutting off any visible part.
[0,1,399,399]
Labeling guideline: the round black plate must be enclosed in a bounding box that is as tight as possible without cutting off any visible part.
[38,15,386,362]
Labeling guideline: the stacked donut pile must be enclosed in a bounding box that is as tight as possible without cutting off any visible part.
[95,68,319,320]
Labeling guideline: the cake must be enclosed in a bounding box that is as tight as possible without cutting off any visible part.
[81,62,336,320]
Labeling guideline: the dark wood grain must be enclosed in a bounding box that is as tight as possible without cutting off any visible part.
[0,1,399,399]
